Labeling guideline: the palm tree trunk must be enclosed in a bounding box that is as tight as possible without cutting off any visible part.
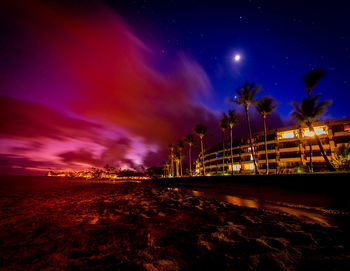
[180,160,183,177]
[309,140,313,173]
[263,115,269,174]
[170,152,174,177]
[309,125,336,172]
[245,105,259,174]
[200,137,206,175]
[222,130,225,174]
[188,146,192,176]
[176,160,179,177]
[230,127,234,175]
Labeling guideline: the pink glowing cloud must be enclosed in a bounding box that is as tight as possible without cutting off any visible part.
[0,1,287,175]
[0,0,220,174]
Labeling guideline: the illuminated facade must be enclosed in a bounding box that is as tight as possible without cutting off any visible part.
[196,118,350,174]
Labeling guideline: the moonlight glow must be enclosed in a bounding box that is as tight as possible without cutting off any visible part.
[234,54,241,62]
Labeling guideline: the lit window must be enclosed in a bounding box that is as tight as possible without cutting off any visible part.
[231,164,241,171]
[303,129,314,137]
[243,163,254,170]
[314,126,327,135]
[280,131,294,139]
[303,126,327,137]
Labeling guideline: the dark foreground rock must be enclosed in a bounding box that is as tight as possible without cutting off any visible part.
[0,181,349,270]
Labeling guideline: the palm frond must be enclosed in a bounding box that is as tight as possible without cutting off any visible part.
[219,112,229,130]
[184,134,195,145]
[227,109,240,127]
[291,94,332,125]
[303,68,326,89]
[255,96,277,115]
[233,82,261,106]
[193,123,208,137]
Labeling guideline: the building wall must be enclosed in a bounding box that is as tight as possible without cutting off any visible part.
[195,118,350,174]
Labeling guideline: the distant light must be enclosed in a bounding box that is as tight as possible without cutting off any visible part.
[234,54,241,62]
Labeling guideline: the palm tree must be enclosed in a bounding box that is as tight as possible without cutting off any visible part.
[184,134,195,176]
[303,68,325,98]
[227,109,240,174]
[255,96,277,174]
[177,139,185,177]
[333,143,350,170]
[162,161,170,177]
[104,164,110,173]
[104,164,115,178]
[194,123,208,176]
[230,82,260,174]
[168,144,175,177]
[219,113,229,174]
[173,149,180,177]
[291,94,336,171]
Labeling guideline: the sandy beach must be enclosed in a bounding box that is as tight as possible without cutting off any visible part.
[0,176,349,270]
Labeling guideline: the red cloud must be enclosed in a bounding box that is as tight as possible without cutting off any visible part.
[0,95,103,141]
[2,1,217,143]
[1,1,286,175]
[0,1,222,174]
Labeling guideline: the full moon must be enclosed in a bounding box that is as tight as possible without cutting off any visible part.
[234,54,241,62]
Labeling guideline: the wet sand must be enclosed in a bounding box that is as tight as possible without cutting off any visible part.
[0,176,349,270]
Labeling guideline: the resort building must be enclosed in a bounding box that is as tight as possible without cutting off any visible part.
[195,118,350,174]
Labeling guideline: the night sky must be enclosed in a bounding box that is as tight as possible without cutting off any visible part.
[1,0,349,175]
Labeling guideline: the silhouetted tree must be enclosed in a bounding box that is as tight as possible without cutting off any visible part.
[333,143,350,170]
[219,113,229,174]
[173,149,181,177]
[227,109,240,174]
[303,68,325,98]
[177,139,185,177]
[291,94,336,171]
[194,123,208,176]
[255,96,277,174]
[230,82,260,174]
[184,134,195,176]
[161,161,169,177]
[104,164,110,173]
[168,144,175,177]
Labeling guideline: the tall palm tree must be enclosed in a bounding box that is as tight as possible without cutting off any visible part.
[173,149,180,177]
[303,68,325,98]
[219,113,229,174]
[255,96,277,174]
[177,139,185,177]
[168,144,175,177]
[291,94,336,171]
[184,134,195,176]
[227,109,240,174]
[230,82,260,174]
[194,123,208,176]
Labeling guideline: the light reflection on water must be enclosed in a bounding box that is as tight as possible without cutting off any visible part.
[186,189,336,226]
